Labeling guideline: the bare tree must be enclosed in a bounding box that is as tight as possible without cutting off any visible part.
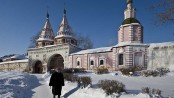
[75,34,93,49]
[28,32,40,48]
[151,0,174,24]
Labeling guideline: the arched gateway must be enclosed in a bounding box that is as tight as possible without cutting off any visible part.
[47,54,64,71]
[33,60,43,73]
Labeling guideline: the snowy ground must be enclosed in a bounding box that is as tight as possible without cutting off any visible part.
[0,71,174,98]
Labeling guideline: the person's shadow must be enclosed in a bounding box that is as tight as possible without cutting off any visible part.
[63,86,80,98]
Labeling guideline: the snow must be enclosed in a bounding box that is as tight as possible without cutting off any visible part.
[114,41,149,47]
[10,54,27,60]
[70,47,112,55]
[149,42,174,48]
[0,71,174,98]
[0,71,41,98]
[55,35,74,38]
[0,59,28,65]
[37,38,54,41]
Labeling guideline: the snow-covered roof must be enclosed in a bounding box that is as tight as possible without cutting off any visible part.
[0,59,28,64]
[10,54,27,59]
[114,42,149,47]
[55,35,73,39]
[70,47,113,55]
[149,42,174,49]
[1,54,27,61]
[37,16,54,42]
[37,38,54,41]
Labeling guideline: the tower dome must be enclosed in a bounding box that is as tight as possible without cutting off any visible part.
[122,18,141,25]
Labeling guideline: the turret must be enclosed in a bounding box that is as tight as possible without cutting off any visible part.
[36,11,55,48]
[54,8,77,46]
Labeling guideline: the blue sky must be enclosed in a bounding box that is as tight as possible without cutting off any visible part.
[0,0,173,57]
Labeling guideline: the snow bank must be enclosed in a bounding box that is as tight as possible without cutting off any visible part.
[120,93,150,98]
[0,72,41,98]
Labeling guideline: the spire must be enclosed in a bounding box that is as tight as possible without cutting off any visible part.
[46,11,49,19]
[56,8,72,38]
[46,6,49,19]
[64,3,66,16]
[55,7,77,46]
[37,11,54,44]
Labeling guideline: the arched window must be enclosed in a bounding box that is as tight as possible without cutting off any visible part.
[77,61,80,66]
[100,60,104,65]
[76,57,81,67]
[90,60,94,65]
[119,54,124,65]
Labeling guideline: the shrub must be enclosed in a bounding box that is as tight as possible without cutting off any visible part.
[120,66,143,76]
[63,73,72,81]
[142,87,162,97]
[152,88,162,96]
[63,73,78,82]
[142,87,150,94]
[98,80,125,95]
[142,70,159,77]
[95,67,109,74]
[142,68,170,77]
[156,68,170,76]
[77,76,91,88]
[63,68,86,73]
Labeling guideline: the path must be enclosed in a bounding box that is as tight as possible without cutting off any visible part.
[31,74,53,98]
[31,74,79,98]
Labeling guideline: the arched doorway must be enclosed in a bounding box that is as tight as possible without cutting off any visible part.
[33,61,43,73]
[48,54,64,71]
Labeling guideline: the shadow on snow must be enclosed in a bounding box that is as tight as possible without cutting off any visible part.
[63,86,80,98]
[0,73,41,98]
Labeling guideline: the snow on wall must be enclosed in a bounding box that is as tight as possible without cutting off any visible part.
[0,59,28,71]
[148,42,174,70]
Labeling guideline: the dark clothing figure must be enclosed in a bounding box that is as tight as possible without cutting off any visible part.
[49,71,64,98]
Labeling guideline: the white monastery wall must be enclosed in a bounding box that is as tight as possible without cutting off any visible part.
[0,59,28,72]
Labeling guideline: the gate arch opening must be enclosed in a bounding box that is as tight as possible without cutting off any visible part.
[33,61,43,73]
[47,54,64,72]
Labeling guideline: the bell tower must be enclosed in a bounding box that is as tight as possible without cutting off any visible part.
[118,0,143,43]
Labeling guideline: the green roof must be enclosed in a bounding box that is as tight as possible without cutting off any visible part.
[122,18,141,25]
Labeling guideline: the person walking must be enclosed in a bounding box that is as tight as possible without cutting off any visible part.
[49,67,64,98]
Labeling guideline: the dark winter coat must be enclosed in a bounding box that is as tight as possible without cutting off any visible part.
[49,71,64,95]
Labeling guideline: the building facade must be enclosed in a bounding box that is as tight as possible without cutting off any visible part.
[27,0,149,73]
[26,0,174,73]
